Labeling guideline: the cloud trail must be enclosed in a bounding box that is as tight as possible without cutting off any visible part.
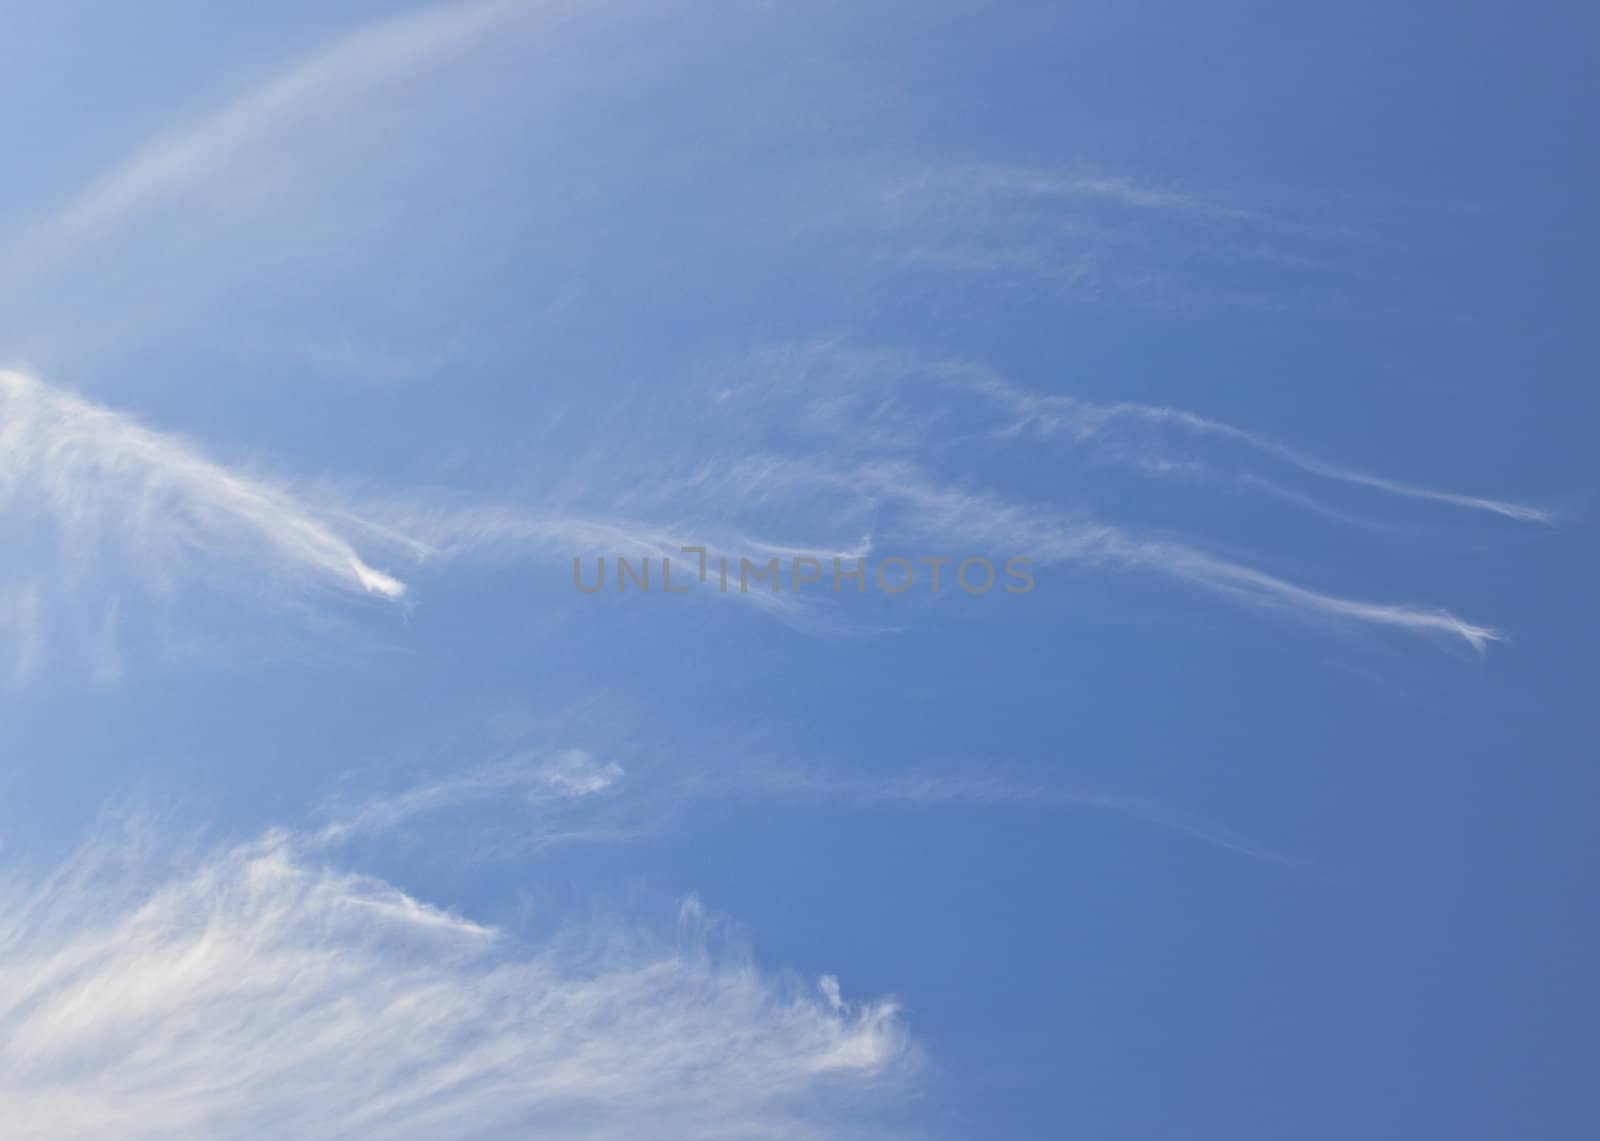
[305,741,1292,868]
[974,374,1553,524]
[872,459,1503,650]
[737,341,1550,525]
[0,819,912,1141]
[340,497,874,631]
[876,162,1251,220]
[729,762,1294,865]
[696,455,1501,651]
[5,0,514,278]
[0,351,1507,665]
[0,369,404,601]
[315,748,628,850]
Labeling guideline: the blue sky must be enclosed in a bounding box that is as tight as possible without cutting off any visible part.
[1,1,1596,1137]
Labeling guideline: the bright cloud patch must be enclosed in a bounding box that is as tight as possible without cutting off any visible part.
[0,825,912,1140]
[0,369,404,602]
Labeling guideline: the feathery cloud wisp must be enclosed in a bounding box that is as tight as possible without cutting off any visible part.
[0,821,912,1141]
[0,369,404,601]
[974,374,1553,524]
[739,341,1551,525]
[689,454,1503,652]
[727,760,1293,865]
[870,459,1503,651]
[315,748,627,849]
[876,162,1251,220]
[342,497,874,632]
[4,0,514,278]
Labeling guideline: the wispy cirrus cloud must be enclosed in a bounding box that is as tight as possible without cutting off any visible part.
[315,748,633,853]
[0,369,404,602]
[869,459,1505,650]
[689,337,1526,647]
[340,496,874,631]
[735,340,1552,525]
[3,0,515,281]
[0,815,913,1141]
[324,416,1509,652]
[0,369,869,678]
[0,342,1512,677]
[304,740,1293,868]
[665,451,1503,652]
[873,161,1252,221]
[967,368,1553,524]
[724,760,1294,866]
[838,158,1343,310]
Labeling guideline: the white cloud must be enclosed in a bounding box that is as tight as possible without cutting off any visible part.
[738,340,1551,525]
[876,162,1250,220]
[359,427,1502,650]
[687,454,1502,652]
[305,739,1292,868]
[315,748,627,848]
[5,0,514,278]
[0,347,1511,674]
[868,459,1503,651]
[343,497,873,632]
[843,159,1321,308]
[721,760,1291,865]
[0,369,404,603]
[968,369,1553,524]
[0,821,913,1140]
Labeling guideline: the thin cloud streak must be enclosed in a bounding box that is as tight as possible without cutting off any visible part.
[980,377,1553,524]
[745,340,1550,526]
[0,369,404,601]
[402,434,1499,650]
[4,0,514,279]
[342,497,874,631]
[845,159,1342,310]
[315,748,626,849]
[705,455,1501,651]
[309,745,1294,868]
[877,162,1252,220]
[872,459,1505,651]
[0,352,1503,663]
[732,763,1295,866]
